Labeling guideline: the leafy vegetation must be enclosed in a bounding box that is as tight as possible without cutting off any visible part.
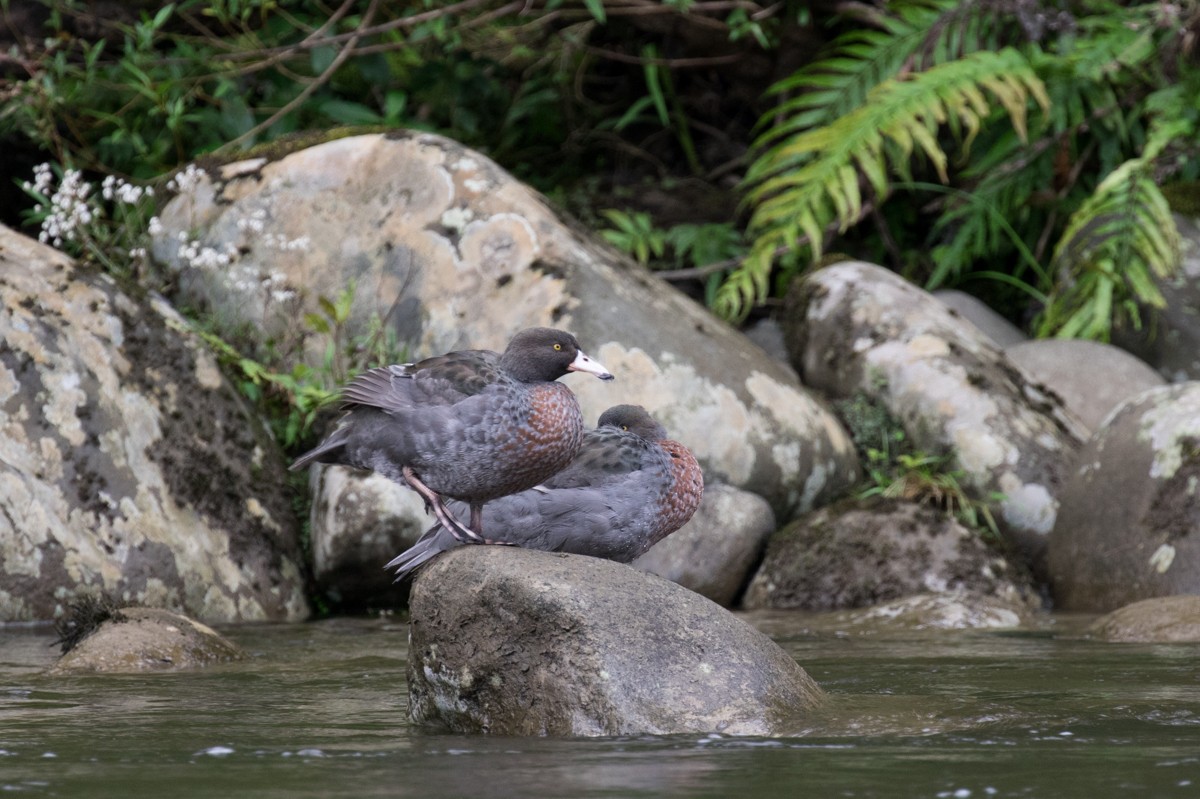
[836,393,1000,539]
[4,0,1200,373]
[188,282,405,449]
[3,0,1195,474]
[725,0,1200,339]
[600,209,745,305]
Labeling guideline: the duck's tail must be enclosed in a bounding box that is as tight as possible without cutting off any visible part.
[385,524,461,582]
[289,426,350,472]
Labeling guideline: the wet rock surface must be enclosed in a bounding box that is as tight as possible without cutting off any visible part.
[1087,595,1200,643]
[47,606,244,674]
[406,546,824,736]
[823,592,1028,632]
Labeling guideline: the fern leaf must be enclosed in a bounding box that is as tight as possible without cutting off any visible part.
[751,0,956,158]
[728,48,1046,321]
[1041,120,1189,340]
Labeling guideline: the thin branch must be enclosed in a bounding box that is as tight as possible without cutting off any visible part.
[215,0,381,154]
[656,257,741,281]
[215,0,500,63]
[579,43,744,68]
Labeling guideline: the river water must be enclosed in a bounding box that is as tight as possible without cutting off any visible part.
[2,611,1198,798]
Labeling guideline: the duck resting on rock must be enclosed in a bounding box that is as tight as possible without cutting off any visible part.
[290,327,614,544]
[386,404,705,581]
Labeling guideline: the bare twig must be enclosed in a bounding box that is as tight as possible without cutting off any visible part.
[215,0,499,63]
[579,44,744,68]
[215,0,381,153]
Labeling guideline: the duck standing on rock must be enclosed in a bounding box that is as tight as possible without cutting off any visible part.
[386,404,705,580]
[290,327,614,543]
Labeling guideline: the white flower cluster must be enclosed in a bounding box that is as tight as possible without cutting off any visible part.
[174,229,237,271]
[236,208,311,252]
[262,232,311,252]
[23,163,157,257]
[24,166,94,248]
[24,162,54,195]
[236,207,269,234]
[167,163,208,194]
[223,263,296,304]
[101,174,154,204]
[150,168,306,306]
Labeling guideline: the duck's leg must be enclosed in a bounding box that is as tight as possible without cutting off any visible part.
[468,504,515,546]
[401,466,483,544]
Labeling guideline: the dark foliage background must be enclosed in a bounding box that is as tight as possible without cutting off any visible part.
[3,0,1199,337]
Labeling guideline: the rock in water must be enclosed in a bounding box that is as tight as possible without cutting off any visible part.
[1048,382,1200,611]
[1087,596,1200,643]
[48,606,243,674]
[406,547,824,736]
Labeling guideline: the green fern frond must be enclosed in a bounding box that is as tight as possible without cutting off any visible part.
[752,1,951,155]
[1039,119,1191,340]
[1069,3,1163,82]
[752,0,1035,159]
[719,48,1048,321]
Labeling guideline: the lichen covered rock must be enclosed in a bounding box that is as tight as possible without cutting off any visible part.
[743,498,1036,611]
[0,224,309,623]
[784,261,1085,575]
[1048,383,1200,611]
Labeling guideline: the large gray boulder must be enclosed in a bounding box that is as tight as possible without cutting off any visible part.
[784,261,1086,575]
[1005,339,1165,433]
[0,224,309,623]
[150,133,861,607]
[632,482,775,607]
[1048,383,1200,611]
[742,498,1036,611]
[151,132,859,520]
[406,546,824,736]
[934,289,1027,348]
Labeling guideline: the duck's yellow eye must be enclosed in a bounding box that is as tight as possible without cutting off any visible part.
[553,343,562,351]
[621,425,628,431]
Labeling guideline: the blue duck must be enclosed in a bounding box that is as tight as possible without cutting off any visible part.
[290,327,614,543]
[386,404,705,580]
